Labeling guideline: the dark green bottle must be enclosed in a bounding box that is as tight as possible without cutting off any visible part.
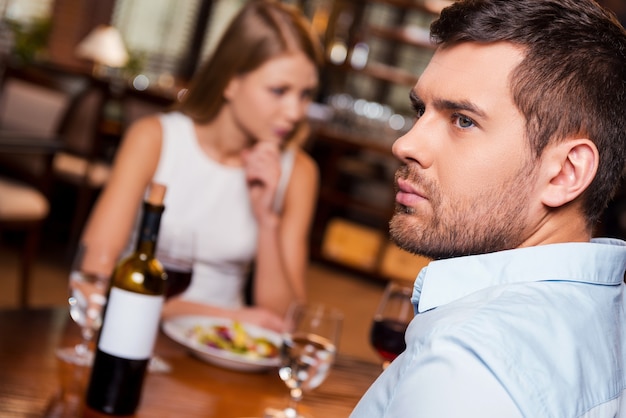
[86,183,167,415]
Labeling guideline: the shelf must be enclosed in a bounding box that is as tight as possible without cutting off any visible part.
[369,0,451,15]
[312,124,395,157]
[327,56,420,87]
[362,61,419,87]
[366,24,434,50]
[311,0,442,280]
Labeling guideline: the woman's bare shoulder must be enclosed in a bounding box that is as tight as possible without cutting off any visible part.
[110,114,164,180]
[292,147,319,179]
[125,114,163,142]
[286,147,319,198]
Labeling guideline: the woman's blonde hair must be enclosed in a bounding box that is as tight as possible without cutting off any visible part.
[176,0,322,133]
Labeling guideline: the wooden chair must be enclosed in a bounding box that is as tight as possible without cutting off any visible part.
[59,82,173,251]
[50,78,111,251]
[0,64,89,307]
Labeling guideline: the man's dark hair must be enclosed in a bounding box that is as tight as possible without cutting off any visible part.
[432,0,626,226]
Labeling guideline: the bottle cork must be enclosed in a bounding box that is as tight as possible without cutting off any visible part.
[146,182,166,206]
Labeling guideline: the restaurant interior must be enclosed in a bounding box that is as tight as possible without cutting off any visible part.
[1,0,626,415]
[2,0,626,348]
[0,0,448,358]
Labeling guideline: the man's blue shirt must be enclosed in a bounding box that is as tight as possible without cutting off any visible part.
[351,238,626,417]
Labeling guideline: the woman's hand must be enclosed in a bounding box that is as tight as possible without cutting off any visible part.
[233,306,285,332]
[241,142,281,225]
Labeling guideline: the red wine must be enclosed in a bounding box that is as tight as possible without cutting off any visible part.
[370,318,408,361]
[164,268,192,299]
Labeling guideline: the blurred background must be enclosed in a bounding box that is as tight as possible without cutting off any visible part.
[0,0,624,354]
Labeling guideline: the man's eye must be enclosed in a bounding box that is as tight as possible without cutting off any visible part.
[412,103,425,118]
[454,114,475,128]
[271,87,287,96]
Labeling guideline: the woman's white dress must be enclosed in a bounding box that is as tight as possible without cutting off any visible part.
[130,111,295,309]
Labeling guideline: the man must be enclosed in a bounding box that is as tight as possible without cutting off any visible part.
[351,1,626,417]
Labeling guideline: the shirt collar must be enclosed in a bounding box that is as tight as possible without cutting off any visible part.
[412,238,626,313]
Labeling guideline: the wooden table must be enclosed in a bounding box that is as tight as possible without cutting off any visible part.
[0,308,381,417]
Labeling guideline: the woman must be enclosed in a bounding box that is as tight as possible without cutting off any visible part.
[80,0,322,331]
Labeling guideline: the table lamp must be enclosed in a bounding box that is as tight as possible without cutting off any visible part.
[75,25,129,78]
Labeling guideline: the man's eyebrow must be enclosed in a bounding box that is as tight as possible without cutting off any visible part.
[410,89,487,119]
[409,90,421,106]
[433,98,487,118]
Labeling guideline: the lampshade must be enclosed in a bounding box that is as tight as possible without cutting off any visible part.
[76,25,129,68]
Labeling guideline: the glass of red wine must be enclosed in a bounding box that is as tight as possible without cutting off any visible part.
[156,226,195,300]
[149,226,195,373]
[369,280,414,368]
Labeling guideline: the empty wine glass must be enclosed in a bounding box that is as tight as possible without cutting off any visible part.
[265,303,343,418]
[56,242,117,366]
[43,353,90,417]
[369,280,414,368]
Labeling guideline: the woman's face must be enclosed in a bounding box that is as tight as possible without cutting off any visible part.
[224,51,318,145]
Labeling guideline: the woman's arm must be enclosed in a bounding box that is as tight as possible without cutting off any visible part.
[80,116,163,258]
[252,148,320,316]
[162,143,319,326]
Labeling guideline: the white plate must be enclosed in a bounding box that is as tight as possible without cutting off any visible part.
[162,315,282,372]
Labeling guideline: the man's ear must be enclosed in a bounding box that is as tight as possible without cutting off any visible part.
[540,139,598,208]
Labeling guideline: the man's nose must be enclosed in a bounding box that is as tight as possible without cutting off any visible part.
[391,118,433,169]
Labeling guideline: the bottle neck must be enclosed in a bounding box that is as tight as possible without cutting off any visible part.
[136,202,164,257]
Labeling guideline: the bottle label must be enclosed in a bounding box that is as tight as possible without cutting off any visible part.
[98,287,164,360]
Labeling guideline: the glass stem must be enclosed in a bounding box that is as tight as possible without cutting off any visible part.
[76,325,94,359]
[45,354,89,417]
[285,387,302,418]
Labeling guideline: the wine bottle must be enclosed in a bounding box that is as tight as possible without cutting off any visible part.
[86,183,167,415]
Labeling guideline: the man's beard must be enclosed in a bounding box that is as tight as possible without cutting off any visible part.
[389,163,536,260]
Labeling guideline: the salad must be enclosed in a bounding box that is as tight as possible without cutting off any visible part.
[189,321,279,360]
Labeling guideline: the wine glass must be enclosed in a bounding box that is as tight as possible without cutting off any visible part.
[369,280,414,368]
[148,226,195,373]
[156,225,195,300]
[56,242,116,366]
[265,303,343,418]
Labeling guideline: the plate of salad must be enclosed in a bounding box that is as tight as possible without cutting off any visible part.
[162,315,282,372]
